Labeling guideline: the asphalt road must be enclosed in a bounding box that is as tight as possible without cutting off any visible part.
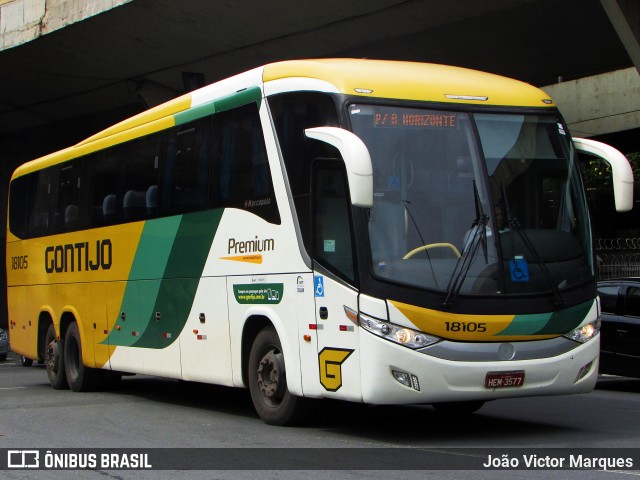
[1,350,639,480]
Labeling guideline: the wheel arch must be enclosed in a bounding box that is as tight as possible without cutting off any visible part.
[240,312,303,395]
[37,310,54,361]
[241,315,272,388]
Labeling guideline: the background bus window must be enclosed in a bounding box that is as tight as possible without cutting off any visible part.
[597,284,619,313]
[624,287,640,317]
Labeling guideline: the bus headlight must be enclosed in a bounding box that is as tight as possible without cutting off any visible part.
[359,313,440,349]
[563,319,601,343]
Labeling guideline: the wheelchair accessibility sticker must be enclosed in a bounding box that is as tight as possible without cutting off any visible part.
[509,256,530,282]
[314,275,325,297]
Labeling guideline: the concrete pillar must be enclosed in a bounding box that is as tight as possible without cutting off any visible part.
[542,67,640,138]
[601,0,640,74]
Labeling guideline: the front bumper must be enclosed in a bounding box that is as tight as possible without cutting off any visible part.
[359,328,599,404]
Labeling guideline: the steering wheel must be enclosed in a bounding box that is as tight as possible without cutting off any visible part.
[403,243,461,259]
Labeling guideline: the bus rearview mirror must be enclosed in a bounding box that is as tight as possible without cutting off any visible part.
[305,127,373,208]
[574,137,634,212]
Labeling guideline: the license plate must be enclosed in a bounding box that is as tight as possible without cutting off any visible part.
[485,370,525,388]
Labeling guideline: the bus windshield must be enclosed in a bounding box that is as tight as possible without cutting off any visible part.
[349,104,593,299]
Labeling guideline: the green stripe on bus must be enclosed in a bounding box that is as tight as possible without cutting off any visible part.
[496,300,593,336]
[174,86,262,126]
[213,86,262,113]
[131,208,223,349]
[101,216,181,347]
[533,300,593,335]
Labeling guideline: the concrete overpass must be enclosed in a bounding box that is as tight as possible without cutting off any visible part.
[1,0,639,162]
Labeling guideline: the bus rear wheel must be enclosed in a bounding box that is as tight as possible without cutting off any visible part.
[44,323,68,390]
[248,327,307,426]
[64,322,101,392]
[20,355,33,367]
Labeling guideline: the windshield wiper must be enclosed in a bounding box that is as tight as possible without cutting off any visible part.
[402,199,439,288]
[502,185,564,307]
[442,181,489,307]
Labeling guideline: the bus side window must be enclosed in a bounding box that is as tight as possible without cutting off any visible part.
[164,118,210,215]
[28,167,58,237]
[312,160,355,282]
[88,152,120,227]
[268,92,339,254]
[8,175,30,238]
[55,160,84,233]
[211,102,280,224]
[121,133,164,221]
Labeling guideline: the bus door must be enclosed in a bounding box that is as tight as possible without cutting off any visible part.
[311,160,362,401]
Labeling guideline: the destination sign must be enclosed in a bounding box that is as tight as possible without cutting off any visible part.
[374,110,458,129]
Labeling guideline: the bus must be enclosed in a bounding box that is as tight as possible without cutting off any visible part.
[7,59,634,425]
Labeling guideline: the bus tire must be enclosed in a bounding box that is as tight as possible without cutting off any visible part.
[432,400,485,415]
[44,323,68,390]
[64,322,100,392]
[248,327,307,426]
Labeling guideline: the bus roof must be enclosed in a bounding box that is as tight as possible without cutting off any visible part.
[263,59,555,108]
[12,59,556,178]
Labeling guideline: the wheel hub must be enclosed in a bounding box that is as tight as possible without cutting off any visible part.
[256,350,285,402]
[45,340,60,374]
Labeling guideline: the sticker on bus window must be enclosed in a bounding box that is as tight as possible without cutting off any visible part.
[387,176,401,190]
[509,256,530,282]
[324,239,336,252]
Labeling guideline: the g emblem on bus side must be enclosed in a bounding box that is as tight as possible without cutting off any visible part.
[318,348,354,392]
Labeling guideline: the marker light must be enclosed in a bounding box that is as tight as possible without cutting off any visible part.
[392,370,411,387]
[575,361,594,383]
[359,312,440,349]
[563,319,601,343]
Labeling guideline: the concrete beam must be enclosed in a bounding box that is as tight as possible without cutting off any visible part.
[542,67,640,138]
[601,0,640,73]
[0,0,132,51]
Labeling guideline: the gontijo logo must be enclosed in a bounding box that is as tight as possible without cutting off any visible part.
[44,239,113,273]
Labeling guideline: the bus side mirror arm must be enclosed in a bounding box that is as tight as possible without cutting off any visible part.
[573,137,634,212]
[305,127,373,208]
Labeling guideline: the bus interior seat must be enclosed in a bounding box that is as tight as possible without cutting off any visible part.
[103,194,117,223]
[65,204,79,229]
[146,185,158,216]
[123,190,148,219]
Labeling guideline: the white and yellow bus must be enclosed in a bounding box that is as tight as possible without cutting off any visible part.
[7,59,633,425]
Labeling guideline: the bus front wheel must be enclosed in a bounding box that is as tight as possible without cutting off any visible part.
[64,322,101,392]
[44,323,68,390]
[248,327,307,426]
